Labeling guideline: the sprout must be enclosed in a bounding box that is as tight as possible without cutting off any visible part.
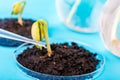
[31,20,52,57]
[11,0,26,26]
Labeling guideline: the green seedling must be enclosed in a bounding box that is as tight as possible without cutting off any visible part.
[31,20,52,57]
[11,0,26,26]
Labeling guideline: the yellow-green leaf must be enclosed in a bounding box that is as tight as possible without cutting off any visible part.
[11,2,22,15]
[31,20,45,41]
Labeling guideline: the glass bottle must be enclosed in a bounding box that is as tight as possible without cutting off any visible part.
[100,0,120,57]
[56,0,106,33]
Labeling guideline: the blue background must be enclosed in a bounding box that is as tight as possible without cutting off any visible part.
[0,0,120,80]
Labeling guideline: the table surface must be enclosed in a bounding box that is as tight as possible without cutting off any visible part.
[0,0,120,80]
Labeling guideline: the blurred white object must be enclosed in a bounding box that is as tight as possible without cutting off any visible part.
[56,0,106,33]
[100,0,120,57]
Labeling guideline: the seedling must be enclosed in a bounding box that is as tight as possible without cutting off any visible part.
[11,0,26,26]
[31,20,52,57]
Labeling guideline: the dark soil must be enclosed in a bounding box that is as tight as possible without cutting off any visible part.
[0,18,35,38]
[17,42,100,76]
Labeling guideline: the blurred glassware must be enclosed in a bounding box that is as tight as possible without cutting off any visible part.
[56,0,106,33]
[100,0,120,57]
